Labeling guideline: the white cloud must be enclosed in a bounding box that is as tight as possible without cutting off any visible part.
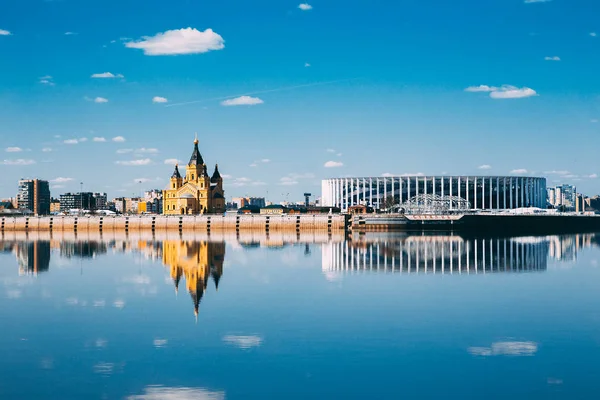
[468,341,538,357]
[93,137,106,142]
[2,159,35,166]
[164,158,181,165]
[510,169,528,174]
[324,161,344,168]
[221,96,263,106]
[117,149,134,154]
[91,72,124,78]
[42,148,52,152]
[63,139,79,144]
[39,75,55,86]
[5,147,22,153]
[136,148,159,154]
[125,27,225,56]
[0,29,11,36]
[544,170,570,175]
[94,97,109,103]
[126,386,225,400]
[221,174,232,179]
[465,85,497,92]
[51,177,73,183]
[524,0,551,3]
[478,164,492,170]
[586,173,598,179]
[544,56,560,61]
[382,173,395,177]
[326,148,336,153]
[400,172,425,177]
[298,3,313,11]
[261,159,270,163]
[249,163,258,167]
[280,177,298,186]
[490,86,537,99]
[112,136,126,142]
[591,32,598,37]
[466,85,537,99]
[152,96,168,103]
[116,159,152,166]
[305,62,311,67]
[222,335,263,349]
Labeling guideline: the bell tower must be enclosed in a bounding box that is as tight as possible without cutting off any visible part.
[186,134,204,182]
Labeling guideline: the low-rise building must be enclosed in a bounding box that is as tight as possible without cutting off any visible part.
[260,204,287,215]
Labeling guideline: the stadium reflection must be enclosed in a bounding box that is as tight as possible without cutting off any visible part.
[321,233,598,274]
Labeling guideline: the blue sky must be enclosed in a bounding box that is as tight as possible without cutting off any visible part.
[1,0,599,202]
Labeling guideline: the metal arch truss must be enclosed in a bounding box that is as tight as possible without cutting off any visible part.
[395,194,471,215]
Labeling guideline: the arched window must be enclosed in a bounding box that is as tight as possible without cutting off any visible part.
[192,174,195,180]
[172,183,175,189]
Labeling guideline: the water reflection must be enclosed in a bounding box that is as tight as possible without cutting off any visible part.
[322,233,599,274]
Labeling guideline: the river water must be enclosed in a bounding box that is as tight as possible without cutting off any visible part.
[1,232,600,399]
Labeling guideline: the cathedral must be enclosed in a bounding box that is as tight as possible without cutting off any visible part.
[163,136,225,215]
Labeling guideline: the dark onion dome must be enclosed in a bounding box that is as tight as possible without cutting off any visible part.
[211,164,222,183]
[171,164,182,179]
[188,137,205,166]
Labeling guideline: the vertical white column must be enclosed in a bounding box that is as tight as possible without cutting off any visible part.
[496,177,500,210]
[510,177,513,208]
[399,177,403,204]
[481,177,485,209]
[433,176,436,197]
[474,177,478,209]
[458,177,461,200]
[415,176,419,197]
[466,177,469,206]
[391,177,395,207]
[376,178,380,210]
[441,176,444,197]
[424,177,427,196]
[369,178,373,207]
[449,177,453,210]
[520,177,524,208]
[407,176,411,201]
[383,176,387,207]
[489,177,493,210]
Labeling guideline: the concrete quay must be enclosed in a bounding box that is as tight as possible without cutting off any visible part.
[0,214,349,233]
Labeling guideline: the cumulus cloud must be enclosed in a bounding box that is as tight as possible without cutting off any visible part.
[326,148,336,153]
[400,172,425,176]
[261,159,270,163]
[152,96,168,103]
[116,159,152,166]
[94,97,109,103]
[222,335,263,349]
[324,161,343,168]
[125,27,225,56]
[126,386,225,400]
[93,137,106,142]
[468,341,538,357]
[0,29,11,36]
[39,75,55,86]
[586,173,598,179]
[164,158,181,165]
[510,169,528,174]
[91,72,124,79]
[466,85,537,99]
[112,136,126,142]
[5,147,22,152]
[280,177,298,186]
[2,159,35,166]
[544,170,570,175]
[478,164,492,170]
[63,139,79,144]
[544,56,560,61]
[221,96,263,106]
[298,3,313,10]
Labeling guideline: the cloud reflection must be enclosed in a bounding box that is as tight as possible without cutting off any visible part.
[153,339,168,348]
[468,341,538,357]
[127,386,225,400]
[222,335,263,349]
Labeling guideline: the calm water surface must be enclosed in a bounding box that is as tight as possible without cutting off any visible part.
[1,232,600,399]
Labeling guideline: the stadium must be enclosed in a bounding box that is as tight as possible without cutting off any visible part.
[321,176,547,212]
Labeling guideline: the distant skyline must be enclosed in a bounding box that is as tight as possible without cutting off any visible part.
[1,0,599,202]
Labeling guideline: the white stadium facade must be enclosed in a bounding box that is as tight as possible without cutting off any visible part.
[321,175,547,212]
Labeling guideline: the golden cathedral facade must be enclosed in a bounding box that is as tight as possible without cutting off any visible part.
[163,137,225,215]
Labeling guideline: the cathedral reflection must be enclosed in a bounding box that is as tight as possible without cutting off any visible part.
[161,241,225,317]
[321,234,598,274]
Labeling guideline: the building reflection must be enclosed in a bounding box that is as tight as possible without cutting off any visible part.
[15,241,51,275]
[322,233,598,274]
[161,241,225,318]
